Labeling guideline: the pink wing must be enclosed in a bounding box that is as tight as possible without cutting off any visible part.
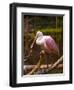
[44,37,59,55]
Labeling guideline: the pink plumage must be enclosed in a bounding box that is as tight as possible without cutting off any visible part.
[35,31,59,56]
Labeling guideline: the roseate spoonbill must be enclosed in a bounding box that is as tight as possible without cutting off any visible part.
[31,31,59,69]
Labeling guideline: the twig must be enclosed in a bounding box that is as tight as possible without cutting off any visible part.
[27,51,44,75]
[47,55,63,71]
[27,55,63,75]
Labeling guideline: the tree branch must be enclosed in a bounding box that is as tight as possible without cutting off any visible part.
[26,53,63,75]
[47,55,63,71]
[27,52,44,75]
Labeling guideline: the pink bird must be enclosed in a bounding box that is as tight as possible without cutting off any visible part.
[31,31,59,69]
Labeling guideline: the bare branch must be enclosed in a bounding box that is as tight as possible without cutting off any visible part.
[24,64,63,70]
[27,52,44,75]
[47,55,63,71]
[27,53,63,75]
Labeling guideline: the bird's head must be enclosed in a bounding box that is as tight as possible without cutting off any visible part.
[36,31,43,39]
[30,31,43,49]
